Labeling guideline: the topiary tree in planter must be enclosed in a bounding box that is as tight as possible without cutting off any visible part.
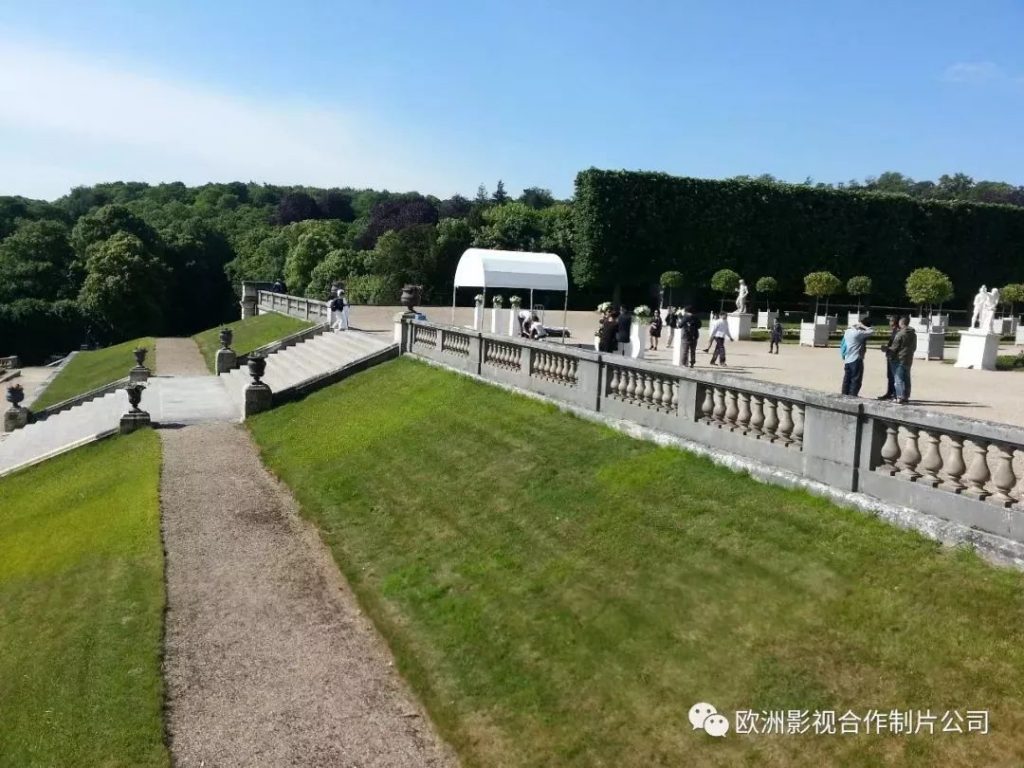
[804,271,842,318]
[846,275,872,315]
[660,270,684,306]
[710,268,740,314]
[1001,283,1024,318]
[755,276,778,311]
[905,267,954,318]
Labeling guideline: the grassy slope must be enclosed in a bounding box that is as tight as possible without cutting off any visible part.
[32,337,156,410]
[250,358,1024,768]
[192,313,314,373]
[0,430,167,767]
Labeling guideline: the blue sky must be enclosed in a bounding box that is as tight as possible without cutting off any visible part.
[1,0,1022,200]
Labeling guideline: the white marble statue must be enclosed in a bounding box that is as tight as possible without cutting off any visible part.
[971,286,987,329]
[734,279,748,315]
[980,287,1000,333]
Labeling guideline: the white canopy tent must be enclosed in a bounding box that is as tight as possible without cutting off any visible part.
[452,248,570,341]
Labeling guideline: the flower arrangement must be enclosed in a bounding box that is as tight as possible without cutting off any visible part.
[474,293,485,304]
[509,295,522,306]
[597,301,612,313]
[492,294,504,307]
[633,304,653,322]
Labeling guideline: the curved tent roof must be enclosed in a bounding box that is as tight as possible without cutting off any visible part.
[453,248,568,292]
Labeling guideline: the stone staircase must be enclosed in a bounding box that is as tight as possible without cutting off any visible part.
[1,330,398,478]
[220,329,396,411]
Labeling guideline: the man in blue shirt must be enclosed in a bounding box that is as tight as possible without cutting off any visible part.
[840,318,874,396]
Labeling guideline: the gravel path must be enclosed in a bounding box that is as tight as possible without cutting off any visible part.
[160,422,456,767]
[155,337,209,376]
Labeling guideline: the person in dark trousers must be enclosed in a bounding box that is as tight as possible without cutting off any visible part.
[769,318,783,354]
[616,307,633,355]
[709,313,733,365]
[877,316,902,400]
[598,312,618,353]
[889,316,917,404]
[648,310,663,350]
[840,318,874,396]
[678,307,701,367]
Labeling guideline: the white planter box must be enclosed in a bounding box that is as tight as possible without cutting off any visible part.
[630,322,647,359]
[847,312,866,327]
[816,315,837,333]
[1017,319,1024,346]
[757,310,778,330]
[726,313,752,340]
[996,317,1017,336]
[914,330,946,361]
[800,321,829,347]
[954,329,1000,370]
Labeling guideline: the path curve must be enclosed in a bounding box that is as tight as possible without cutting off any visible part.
[160,422,456,767]
[154,337,209,376]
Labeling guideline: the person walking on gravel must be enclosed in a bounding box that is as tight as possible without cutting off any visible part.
[709,313,733,366]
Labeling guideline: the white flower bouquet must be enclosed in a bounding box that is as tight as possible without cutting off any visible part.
[597,301,612,313]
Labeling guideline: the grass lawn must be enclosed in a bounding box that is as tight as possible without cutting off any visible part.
[32,337,155,411]
[192,313,313,373]
[0,430,168,767]
[250,357,1024,767]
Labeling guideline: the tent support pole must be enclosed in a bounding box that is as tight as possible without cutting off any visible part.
[562,292,568,345]
[451,284,456,326]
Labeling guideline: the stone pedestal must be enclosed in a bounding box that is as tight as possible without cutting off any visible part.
[509,306,521,336]
[757,310,777,330]
[671,339,683,366]
[129,365,150,383]
[4,406,28,433]
[954,329,1000,370]
[914,330,946,361]
[472,303,483,330]
[593,335,600,352]
[215,348,237,375]
[629,323,646,359]
[119,410,151,434]
[800,321,829,347]
[393,311,416,347]
[1016,319,1024,346]
[491,307,505,334]
[244,382,273,417]
[727,313,752,340]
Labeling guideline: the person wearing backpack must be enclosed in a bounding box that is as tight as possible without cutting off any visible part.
[840,318,874,396]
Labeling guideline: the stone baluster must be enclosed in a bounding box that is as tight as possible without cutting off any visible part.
[625,370,637,401]
[607,367,621,398]
[749,395,764,437]
[791,404,804,447]
[877,424,900,475]
[712,387,726,425]
[898,427,922,480]
[916,430,942,487]
[963,441,991,500]
[776,401,793,445]
[617,368,629,399]
[701,387,714,422]
[724,390,738,428]
[662,378,674,410]
[762,398,778,440]
[942,435,967,492]
[650,377,663,410]
[737,392,751,433]
[642,374,654,406]
[989,445,1017,507]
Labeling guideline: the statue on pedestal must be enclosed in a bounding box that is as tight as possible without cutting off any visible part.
[971,286,987,329]
[971,285,1000,332]
[733,279,748,315]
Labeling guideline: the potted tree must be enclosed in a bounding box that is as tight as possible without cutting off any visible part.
[755,276,779,329]
[801,271,841,346]
[906,267,953,361]
[710,269,740,316]
[846,275,872,326]
[660,270,684,308]
[1000,283,1024,338]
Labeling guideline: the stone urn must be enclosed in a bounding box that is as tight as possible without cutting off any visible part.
[247,353,267,385]
[133,347,148,367]
[219,327,234,349]
[5,383,25,407]
[126,383,145,412]
[400,284,422,313]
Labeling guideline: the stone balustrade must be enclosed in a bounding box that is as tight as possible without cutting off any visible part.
[255,288,331,323]
[402,318,1024,550]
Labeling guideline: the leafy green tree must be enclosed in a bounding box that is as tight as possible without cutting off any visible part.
[70,204,160,258]
[755,276,779,310]
[369,225,440,300]
[0,220,75,302]
[78,232,170,340]
[846,275,872,314]
[659,270,684,305]
[1000,283,1024,317]
[804,271,842,316]
[474,202,544,251]
[160,217,235,333]
[492,180,509,205]
[285,227,344,296]
[710,268,741,313]
[518,187,556,209]
[306,249,369,299]
[905,268,953,315]
[538,204,575,263]
[474,184,489,204]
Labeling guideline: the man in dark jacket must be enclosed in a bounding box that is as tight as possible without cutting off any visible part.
[616,307,633,355]
[598,312,618,353]
[889,316,917,404]
[678,307,701,367]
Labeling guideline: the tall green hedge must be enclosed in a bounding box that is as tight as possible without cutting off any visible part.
[573,169,1024,307]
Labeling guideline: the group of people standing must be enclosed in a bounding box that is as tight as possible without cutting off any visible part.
[839,315,916,403]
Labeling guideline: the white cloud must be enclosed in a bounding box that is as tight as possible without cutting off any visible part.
[942,61,1005,84]
[0,36,466,199]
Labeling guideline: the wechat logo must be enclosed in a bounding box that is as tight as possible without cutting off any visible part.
[689,702,730,738]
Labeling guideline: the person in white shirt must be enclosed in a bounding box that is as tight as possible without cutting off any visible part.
[709,313,733,366]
